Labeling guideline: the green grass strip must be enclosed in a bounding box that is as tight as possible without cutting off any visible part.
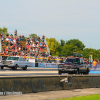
[56,94,100,100]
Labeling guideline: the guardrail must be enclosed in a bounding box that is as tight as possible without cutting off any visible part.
[0,75,100,94]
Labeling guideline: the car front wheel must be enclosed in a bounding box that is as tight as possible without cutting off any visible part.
[14,65,18,70]
[75,69,79,74]
[58,71,62,75]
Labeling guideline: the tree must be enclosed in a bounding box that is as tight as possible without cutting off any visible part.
[66,39,85,50]
[60,44,79,57]
[0,27,7,33]
[60,39,65,46]
[0,27,8,37]
[46,38,59,56]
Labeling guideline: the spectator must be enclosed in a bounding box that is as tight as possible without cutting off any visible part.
[42,35,45,42]
[92,59,97,70]
[38,36,40,42]
[22,46,26,52]
[32,42,36,48]
[26,37,30,44]
[22,35,25,40]
[15,47,18,55]
[30,36,33,43]
[10,34,13,38]
[34,36,37,42]
[1,34,4,42]
[14,30,17,36]
[6,34,9,42]
[18,46,21,52]
[6,41,9,46]
[18,36,21,41]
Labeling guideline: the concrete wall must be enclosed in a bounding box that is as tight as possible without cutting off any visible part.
[0,75,100,94]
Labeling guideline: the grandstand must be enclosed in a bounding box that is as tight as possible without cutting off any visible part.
[0,33,49,58]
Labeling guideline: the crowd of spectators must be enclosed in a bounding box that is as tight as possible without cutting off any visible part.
[0,32,49,59]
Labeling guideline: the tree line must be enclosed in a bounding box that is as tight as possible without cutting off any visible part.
[46,38,100,60]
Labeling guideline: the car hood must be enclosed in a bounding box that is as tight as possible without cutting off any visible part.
[59,62,76,66]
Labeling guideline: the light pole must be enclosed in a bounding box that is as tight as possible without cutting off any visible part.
[89,52,93,68]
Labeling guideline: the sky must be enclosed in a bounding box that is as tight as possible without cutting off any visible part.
[0,0,100,49]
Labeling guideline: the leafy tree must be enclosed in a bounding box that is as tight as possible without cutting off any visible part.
[0,27,8,37]
[60,39,65,46]
[60,44,79,57]
[46,38,59,56]
[66,39,85,50]
[80,48,100,60]
[0,27,7,33]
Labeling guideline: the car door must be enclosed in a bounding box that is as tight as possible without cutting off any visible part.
[22,57,27,67]
[18,57,21,67]
[21,57,25,67]
[79,58,86,72]
[18,57,24,67]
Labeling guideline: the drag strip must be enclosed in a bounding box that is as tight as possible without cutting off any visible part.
[0,68,100,76]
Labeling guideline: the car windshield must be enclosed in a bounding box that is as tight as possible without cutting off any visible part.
[7,57,19,61]
[65,58,79,64]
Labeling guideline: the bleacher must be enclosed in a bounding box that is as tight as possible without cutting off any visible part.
[1,35,48,57]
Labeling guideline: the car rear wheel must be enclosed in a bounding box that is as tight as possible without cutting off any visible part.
[1,66,4,69]
[23,65,27,70]
[85,68,89,74]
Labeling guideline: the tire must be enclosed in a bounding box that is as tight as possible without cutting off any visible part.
[85,69,89,74]
[75,69,79,74]
[14,65,18,70]
[1,66,4,69]
[68,72,73,74]
[68,72,71,74]
[58,71,62,75]
[23,65,27,70]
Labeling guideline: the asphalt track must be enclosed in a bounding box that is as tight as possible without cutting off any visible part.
[0,67,100,76]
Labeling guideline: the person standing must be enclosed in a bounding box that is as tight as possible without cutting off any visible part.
[92,59,97,70]
[14,30,17,36]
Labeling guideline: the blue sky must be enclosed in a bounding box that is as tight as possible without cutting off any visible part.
[0,0,100,49]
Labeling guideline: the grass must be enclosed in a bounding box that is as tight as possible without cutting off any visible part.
[56,94,100,100]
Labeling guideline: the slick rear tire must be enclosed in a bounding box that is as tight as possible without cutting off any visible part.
[1,66,4,69]
[85,69,89,74]
[23,66,27,70]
